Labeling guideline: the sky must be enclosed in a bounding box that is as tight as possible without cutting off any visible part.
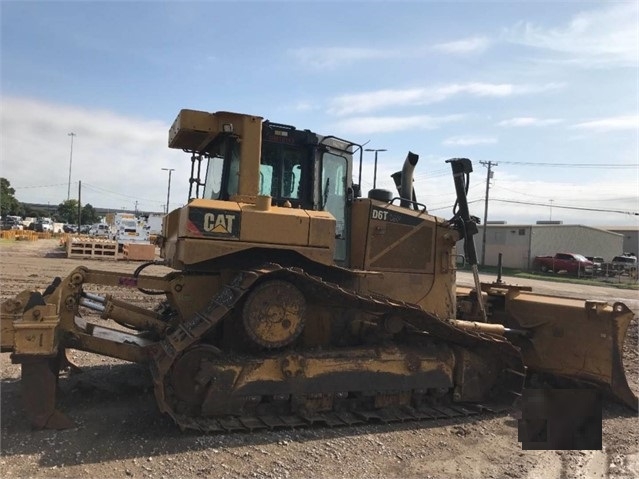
[1,0,638,227]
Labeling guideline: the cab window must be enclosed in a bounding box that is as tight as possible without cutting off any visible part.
[203,155,224,200]
[202,140,240,200]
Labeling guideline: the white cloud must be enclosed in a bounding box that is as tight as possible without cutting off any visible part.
[328,82,564,116]
[292,101,319,112]
[289,46,397,69]
[498,117,564,127]
[504,3,639,67]
[572,115,639,132]
[443,136,498,146]
[291,36,490,71]
[333,114,466,135]
[417,167,637,226]
[432,36,490,54]
[483,175,639,226]
[0,97,188,211]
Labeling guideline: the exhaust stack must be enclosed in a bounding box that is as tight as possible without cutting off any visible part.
[391,151,419,209]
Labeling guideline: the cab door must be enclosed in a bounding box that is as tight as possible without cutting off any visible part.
[321,152,348,264]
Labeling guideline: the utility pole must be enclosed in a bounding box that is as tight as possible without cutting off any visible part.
[162,168,175,214]
[479,160,497,266]
[364,148,387,189]
[77,180,82,232]
[67,132,76,201]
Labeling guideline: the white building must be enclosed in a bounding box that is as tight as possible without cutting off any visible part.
[458,223,624,269]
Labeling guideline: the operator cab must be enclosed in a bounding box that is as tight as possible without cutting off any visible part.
[189,116,359,264]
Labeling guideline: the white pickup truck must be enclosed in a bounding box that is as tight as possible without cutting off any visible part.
[89,223,111,237]
[610,255,638,275]
[111,214,149,245]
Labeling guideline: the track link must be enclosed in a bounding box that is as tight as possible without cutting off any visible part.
[165,403,493,433]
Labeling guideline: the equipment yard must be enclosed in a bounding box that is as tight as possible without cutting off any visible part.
[1,239,637,479]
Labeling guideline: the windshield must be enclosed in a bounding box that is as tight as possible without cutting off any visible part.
[260,144,305,200]
[574,254,588,262]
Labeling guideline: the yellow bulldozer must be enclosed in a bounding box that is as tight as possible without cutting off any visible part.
[1,109,636,432]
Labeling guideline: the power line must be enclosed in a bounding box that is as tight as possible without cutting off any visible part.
[14,182,70,189]
[82,182,164,205]
[581,196,639,203]
[493,184,639,203]
[429,199,484,212]
[491,198,638,216]
[497,161,635,168]
[429,197,638,216]
[491,184,549,199]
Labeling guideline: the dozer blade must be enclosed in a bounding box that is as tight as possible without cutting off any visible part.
[498,290,637,410]
[21,355,74,429]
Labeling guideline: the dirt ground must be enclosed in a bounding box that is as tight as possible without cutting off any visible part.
[1,239,637,479]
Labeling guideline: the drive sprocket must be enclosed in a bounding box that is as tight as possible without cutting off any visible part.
[241,279,306,348]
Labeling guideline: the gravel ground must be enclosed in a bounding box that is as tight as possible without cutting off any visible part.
[1,239,637,479]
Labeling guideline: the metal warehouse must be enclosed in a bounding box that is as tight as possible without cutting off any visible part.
[604,226,639,257]
[458,223,625,270]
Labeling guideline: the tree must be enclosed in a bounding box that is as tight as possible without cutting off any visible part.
[23,205,48,218]
[56,200,79,224]
[81,204,98,225]
[0,178,21,216]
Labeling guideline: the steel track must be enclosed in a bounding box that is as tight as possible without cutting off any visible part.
[150,263,525,432]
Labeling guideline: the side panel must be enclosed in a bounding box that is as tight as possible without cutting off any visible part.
[240,205,310,246]
[349,200,371,270]
[162,198,335,268]
[367,210,434,271]
[308,211,337,249]
[174,239,334,268]
[188,205,241,239]
[349,198,458,318]
[358,200,437,274]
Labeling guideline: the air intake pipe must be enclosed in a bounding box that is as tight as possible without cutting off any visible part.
[391,151,419,209]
